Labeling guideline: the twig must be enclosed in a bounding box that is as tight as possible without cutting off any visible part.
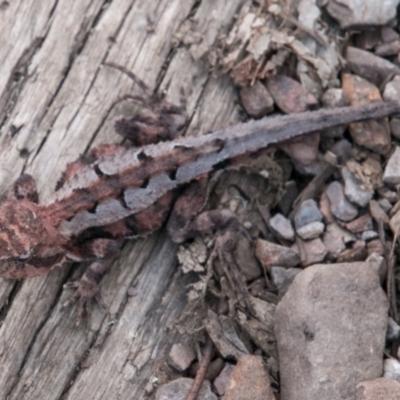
[186,337,214,400]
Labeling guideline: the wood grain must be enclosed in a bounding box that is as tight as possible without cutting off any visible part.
[0,0,247,398]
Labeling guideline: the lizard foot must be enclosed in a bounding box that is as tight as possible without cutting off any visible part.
[63,260,111,325]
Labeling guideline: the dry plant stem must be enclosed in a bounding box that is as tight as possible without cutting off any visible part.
[387,224,399,322]
[186,337,214,400]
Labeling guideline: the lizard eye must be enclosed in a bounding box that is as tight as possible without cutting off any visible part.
[16,251,32,262]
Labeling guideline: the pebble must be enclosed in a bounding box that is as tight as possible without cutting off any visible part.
[156,378,217,400]
[269,213,295,241]
[271,266,302,296]
[296,221,324,240]
[323,223,355,258]
[213,363,235,396]
[325,181,358,222]
[346,214,373,233]
[369,200,389,225]
[342,73,391,155]
[387,317,400,342]
[325,0,400,29]
[255,239,300,269]
[266,75,317,113]
[361,230,378,242]
[297,237,327,266]
[294,199,323,229]
[383,77,400,134]
[356,378,400,400]
[240,81,274,118]
[384,358,400,381]
[275,262,389,400]
[224,355,275,400]
[341,167,373,207]
[378,198,392,213]
[383,147,400,185]
[347,47,400,87]
[167,343,196,372]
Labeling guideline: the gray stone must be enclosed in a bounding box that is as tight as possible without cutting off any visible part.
[271,266,302,296]
[326,181,358,222]
[383,147,400,185]
[326,0,400,29]
[387,317,400,342]
[323,223,355,258]
[275,262,388,400]
[167,343,196,372]
[341,167,373,207]
[296,221,324,240]
[361,230,378,242]
[269,213,295,241]
[384,358,400,381]
[156,378,217,400]
[297,237,327,266]
[294,199,323,229]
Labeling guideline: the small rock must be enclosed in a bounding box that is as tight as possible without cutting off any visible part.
[346,214,373,233]
[384,358,400,381]
[296,221,325,240]
[269,213,295,241]
[361,230,378,242]
[156,378,217,400]
[294,199,323,229]
[240,81,274,118]
[390,118,400,139]
[297,237,327,266]
[342,73,391,155]
[347,47,400,87]
[378,198,392,213]
[375,40,400,57]
[275,262,389,400]
[387,317,400,342]
[255,239,300,269]
[366,252,387,283]
[326,0,400,29]
[377,187,398,203]
[381,27,400,43]
[224,355,275,400]
[167,343,196,372]
[383,147,400,185]
[271,266,302,296]
[325,181,358,222]
[341,167,373,207]
[323,223,355,258]
[213,363,235,396]
[356,378,400,400]
[369,200,389,225]
[331,139,353,162]
[266,75,317,114]
[383,75,400,104]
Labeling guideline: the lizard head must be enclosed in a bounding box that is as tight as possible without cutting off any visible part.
[0,200,66,279]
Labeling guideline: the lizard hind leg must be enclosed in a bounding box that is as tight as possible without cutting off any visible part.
[63,238,120,324]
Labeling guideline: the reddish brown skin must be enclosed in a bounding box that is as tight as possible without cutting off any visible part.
[0,99,399,313]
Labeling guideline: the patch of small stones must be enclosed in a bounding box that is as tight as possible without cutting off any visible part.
[159,2,400,400]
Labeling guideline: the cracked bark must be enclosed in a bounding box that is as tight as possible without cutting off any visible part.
[0,0,247,398]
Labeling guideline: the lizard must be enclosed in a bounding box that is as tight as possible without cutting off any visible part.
[0,78,399,318]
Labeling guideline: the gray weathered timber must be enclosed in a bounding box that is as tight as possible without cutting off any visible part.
[0,0,248,398]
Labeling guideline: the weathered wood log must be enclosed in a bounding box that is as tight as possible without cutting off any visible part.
[0,0,247,398]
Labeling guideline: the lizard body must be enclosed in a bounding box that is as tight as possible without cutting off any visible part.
[0,100,399,309]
